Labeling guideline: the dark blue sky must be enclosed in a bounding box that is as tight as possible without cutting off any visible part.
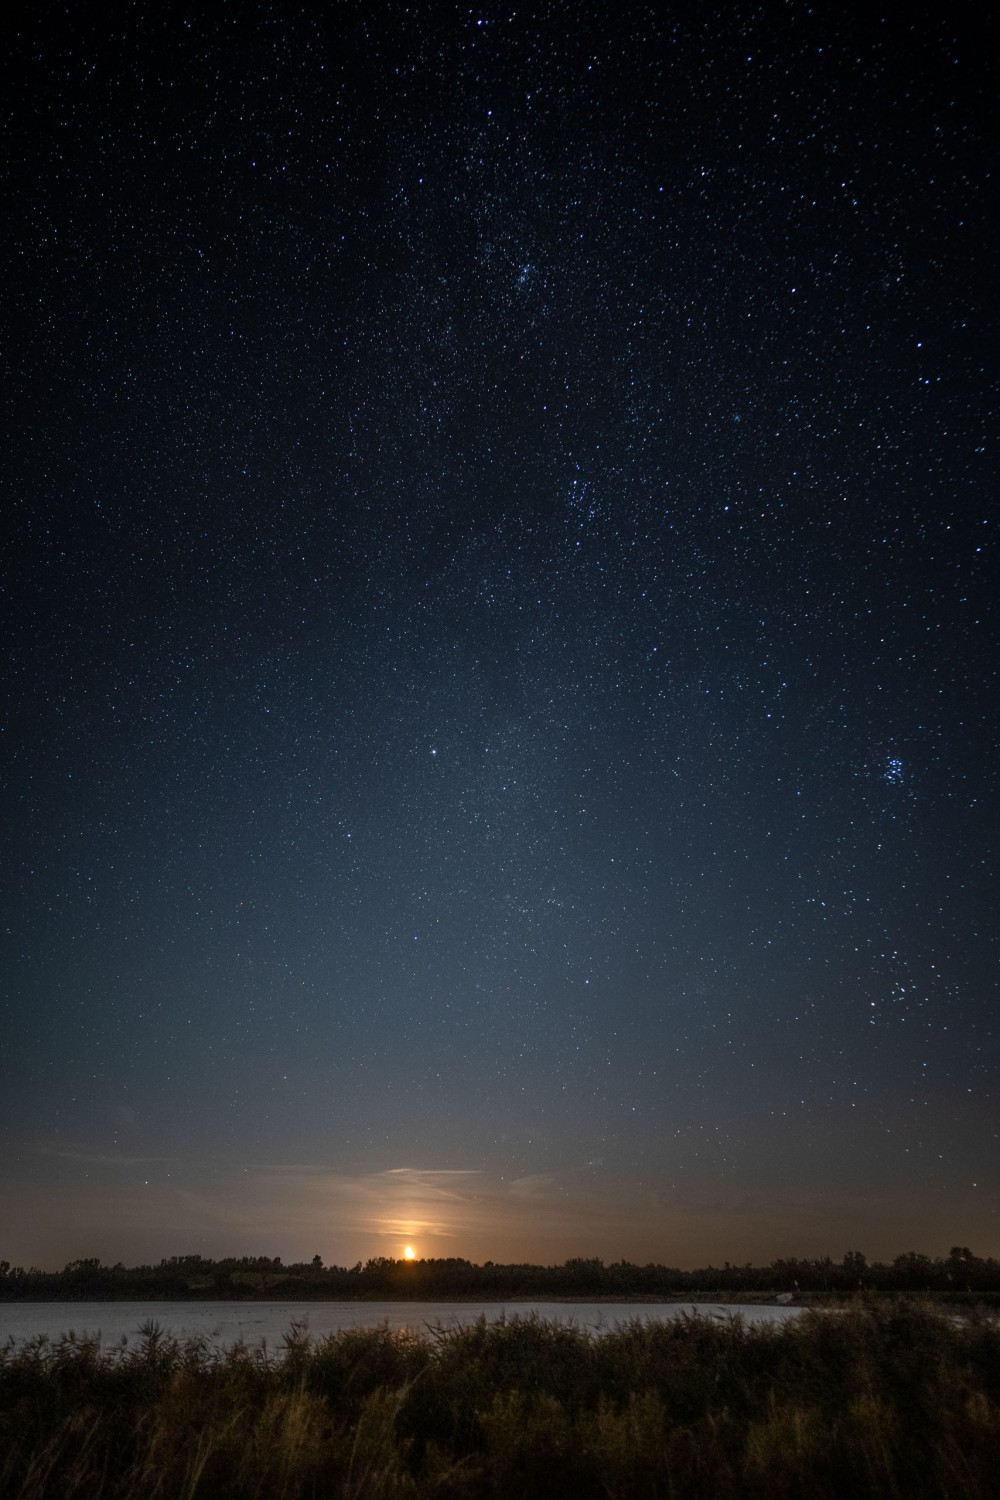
[2,1,996,1270]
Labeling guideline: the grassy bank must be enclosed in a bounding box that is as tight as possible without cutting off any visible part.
[2,1301,998,1498]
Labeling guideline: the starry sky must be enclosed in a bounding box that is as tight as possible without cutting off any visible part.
[2,2,996,1273]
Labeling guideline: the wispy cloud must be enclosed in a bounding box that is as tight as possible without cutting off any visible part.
[507,1174,555,1199]
[380,1168,482,1179]
[5,1151,989,1273]
[36,1145,174,1168]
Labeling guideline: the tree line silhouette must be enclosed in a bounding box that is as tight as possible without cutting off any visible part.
[1,1246,997,1301]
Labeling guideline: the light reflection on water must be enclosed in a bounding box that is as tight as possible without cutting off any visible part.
[0,1300,803,1350]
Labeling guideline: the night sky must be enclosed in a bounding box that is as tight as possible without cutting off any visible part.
[3,2,997,1274]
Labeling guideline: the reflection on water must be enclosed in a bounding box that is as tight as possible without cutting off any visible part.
[0,1299,802,1349]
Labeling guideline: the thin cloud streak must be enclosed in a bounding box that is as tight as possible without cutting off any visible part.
[5,1150,995,1272]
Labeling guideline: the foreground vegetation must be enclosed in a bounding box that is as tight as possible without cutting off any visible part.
[1,1301,998,1498]
[2,1245,999,1303]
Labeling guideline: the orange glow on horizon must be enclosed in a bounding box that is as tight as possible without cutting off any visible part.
[404,1245,416,1260]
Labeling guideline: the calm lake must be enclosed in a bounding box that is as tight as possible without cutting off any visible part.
[0,1300,801,1350]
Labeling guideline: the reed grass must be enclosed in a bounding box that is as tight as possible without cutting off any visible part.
[1,1301,997,1497]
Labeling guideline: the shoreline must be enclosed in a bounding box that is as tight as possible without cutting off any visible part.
[1,1290,992,1306]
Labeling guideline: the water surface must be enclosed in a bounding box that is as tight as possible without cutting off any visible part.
[0,1299,801,1350]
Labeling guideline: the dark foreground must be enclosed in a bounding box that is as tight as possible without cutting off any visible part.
[2,1301,998,1498]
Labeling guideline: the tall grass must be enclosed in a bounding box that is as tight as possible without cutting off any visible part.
[1,1301,997,1497]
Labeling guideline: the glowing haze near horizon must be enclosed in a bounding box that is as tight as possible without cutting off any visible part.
[2,3,996,1273]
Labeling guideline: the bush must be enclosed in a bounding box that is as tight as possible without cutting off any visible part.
[0,1302,997,1497]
